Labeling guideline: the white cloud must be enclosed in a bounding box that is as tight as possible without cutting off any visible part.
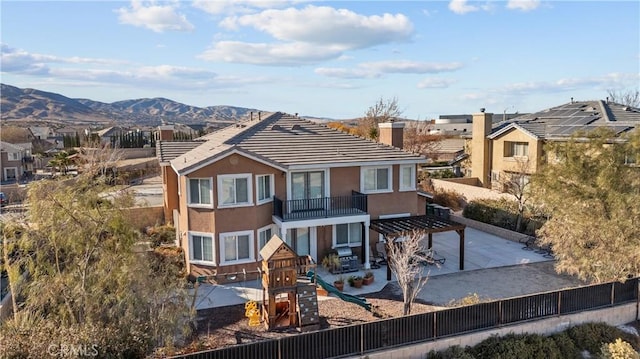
[116,0,194,33]
[0,44,124,75]
[192,0,297,15]
[494,73,640,95]
[506,0,541,11]
[417,77,456,89]
[314,67,380,79]
[220,5,413,49]
[0,44,273,91]
[198,41,341,65]
[449,0,479,14]
[314,60,463,79]
[204,6,413,65]
[360,60,463,74]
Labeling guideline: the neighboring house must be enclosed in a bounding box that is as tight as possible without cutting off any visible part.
[0,141,28,181]
[28,126,56,140]
[95,126,126,145]
[465,100,640,189]
[157,112,426,280]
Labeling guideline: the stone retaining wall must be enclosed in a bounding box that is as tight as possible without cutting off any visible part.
[451,213,530,243]
[432,178,512,202]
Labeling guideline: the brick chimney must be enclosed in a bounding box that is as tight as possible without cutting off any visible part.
[471,109,493,188]
[378,122,405,149]
[158,125,174,141]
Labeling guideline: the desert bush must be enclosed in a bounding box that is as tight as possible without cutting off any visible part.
[462,198,542,235]
[432,189,466,211]
[146,224,177,247]
[448,293,488,307]
[600,338,640,359]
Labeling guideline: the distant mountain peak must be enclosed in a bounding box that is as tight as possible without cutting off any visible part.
[0,83,263,126]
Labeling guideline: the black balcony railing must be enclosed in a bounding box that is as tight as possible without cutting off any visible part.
[273,191,367,221]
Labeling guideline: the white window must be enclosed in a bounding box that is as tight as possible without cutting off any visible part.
[256,174,274,204]
[361,166,392,193]
[491,170,500,182]
[258,224,274,259]
[189,232,215,264]
[505,142,529,157]
[8,153,20,161]
[399,165,416,191]
[335,223,362,247]
[220,230,254,264]
[188,178,212,206]
[218,174,252,207]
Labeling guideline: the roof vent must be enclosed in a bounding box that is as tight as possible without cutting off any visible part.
[292,124,301,131]
[624,106,631,111]
[271,125,282,130]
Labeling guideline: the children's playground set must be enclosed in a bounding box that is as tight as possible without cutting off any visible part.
[242,235,372,331]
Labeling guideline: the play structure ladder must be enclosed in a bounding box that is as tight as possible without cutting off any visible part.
[297,284,320,330]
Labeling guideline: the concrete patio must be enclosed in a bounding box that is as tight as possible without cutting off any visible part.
[191,227,555,310]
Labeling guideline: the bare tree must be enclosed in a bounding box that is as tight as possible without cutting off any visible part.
[386,230,431,315]
[403,120,443,158]
[607,89,640,107]
[498,157,532,232]
[356,97,403,140]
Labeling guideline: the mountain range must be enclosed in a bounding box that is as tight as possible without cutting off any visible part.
[0,83,263,126]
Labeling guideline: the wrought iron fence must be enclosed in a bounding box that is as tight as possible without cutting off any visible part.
[171,278,638,359]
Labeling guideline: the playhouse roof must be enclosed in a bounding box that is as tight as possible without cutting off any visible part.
[259,234,297,261]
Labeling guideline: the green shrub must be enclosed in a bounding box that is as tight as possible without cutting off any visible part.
[425,345,475,359]
[567,322,639,354]
[430,169,457,179]
[469,333,566,359]
[549,331,581,359]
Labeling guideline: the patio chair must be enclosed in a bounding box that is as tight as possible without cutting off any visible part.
[374,241,388,266]
[417,249,445,266]
[520,235,536,251]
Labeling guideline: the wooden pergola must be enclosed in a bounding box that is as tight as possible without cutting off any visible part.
[369,215,466,280]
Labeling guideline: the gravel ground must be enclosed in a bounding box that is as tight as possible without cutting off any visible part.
[172,283,442,355]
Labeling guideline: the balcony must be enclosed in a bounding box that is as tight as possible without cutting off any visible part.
[273,191,367,222]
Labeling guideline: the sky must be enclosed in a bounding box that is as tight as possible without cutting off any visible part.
[1,1,639,120]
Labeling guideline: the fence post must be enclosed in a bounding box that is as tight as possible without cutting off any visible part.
[498,299,503,326]
[610,282,615,306]
[360,323,364,355]
[557,291,562,315]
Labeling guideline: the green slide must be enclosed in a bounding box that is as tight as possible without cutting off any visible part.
[307,271,372,312]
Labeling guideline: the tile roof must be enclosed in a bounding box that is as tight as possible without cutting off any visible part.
[489,100,640,140]
[157,140,205,163]
[0,141,26,152]
[167,112,425,175]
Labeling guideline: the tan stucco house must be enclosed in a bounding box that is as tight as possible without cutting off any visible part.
[466,100,640,189]
[157,112,427,280]
[0,141,32,182]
